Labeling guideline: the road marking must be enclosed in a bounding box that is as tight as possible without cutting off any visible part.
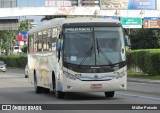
[117,92,160,102]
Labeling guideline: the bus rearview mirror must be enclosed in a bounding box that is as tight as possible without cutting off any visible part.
[124,35,131,46]
[57,39,63,50]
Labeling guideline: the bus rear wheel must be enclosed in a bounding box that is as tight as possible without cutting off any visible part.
[104,91,115,97]
[42,88,50,93]
[34,75,42,94]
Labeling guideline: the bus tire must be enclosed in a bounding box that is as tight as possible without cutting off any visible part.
[25,75,28,78]
[52,72,65,98]
[52,72,56,93]
[54,80,65,98]
[34,72,42,94]
[104,91,115,97]
[55,91,65,99]
[42,88,50,93]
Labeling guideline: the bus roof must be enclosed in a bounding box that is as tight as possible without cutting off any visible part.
[29,17,121,34]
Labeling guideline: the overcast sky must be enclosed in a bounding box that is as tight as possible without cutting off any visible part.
[17,0,45,7]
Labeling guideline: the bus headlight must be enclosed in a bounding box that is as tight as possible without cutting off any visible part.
[115,71,126,79]
[63,71,77,80]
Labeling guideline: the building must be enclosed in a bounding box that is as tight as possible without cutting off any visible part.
[45,0,78,7]
[82,0,100,7]
[0,0,17,8]
[0,0,18,30]
[71,0,78,6]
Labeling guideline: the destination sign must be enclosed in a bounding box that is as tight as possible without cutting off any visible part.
[65,27,92,33]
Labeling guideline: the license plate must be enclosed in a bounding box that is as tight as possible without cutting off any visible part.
[91,84,102,89]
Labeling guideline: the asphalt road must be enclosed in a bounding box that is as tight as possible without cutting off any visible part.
[0,68,160,113]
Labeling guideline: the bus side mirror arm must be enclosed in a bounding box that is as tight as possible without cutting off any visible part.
[57,37,63,62]
[58,50,60,62]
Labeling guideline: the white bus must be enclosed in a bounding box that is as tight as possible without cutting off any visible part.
[28,17,127,98]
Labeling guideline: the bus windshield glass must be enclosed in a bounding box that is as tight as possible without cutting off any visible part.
[64,27,123,66]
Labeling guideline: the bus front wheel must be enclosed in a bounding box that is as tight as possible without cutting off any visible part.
[54,82,65,98]
[104,91,115,97]
[55,91,65,99]
[52,72,65,98]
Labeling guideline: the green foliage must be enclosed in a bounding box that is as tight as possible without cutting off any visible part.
[128,71,160,80]
[18,20,31,31]
[127,49,160,76]
[0,55,27,68]
[21,46,27,53]
[41,15,67,21]
[41,15,81,21]
[130,29,160,49]
[0,20,30,55]
[0,31,16,55]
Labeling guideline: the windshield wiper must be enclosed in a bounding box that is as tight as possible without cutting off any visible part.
[96,38,113,67]
[79,45,93,65]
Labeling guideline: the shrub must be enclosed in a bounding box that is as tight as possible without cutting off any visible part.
[127,49,160,76]
[0,55,27,68]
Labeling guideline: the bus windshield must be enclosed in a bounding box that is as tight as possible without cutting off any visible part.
[63,27,124,66]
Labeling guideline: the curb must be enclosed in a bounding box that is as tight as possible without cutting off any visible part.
[127,77,160,84]
[4,68,24,73]
[7,67,24,70]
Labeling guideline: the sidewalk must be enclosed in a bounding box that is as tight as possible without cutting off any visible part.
[128,77,160,84]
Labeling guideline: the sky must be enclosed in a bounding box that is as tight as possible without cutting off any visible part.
[16,0,72,7]
[17,0,45,7]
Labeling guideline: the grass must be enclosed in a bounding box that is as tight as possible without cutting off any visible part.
[127,71,160,80]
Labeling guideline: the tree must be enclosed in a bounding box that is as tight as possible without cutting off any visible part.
[21,46,27,53]
[129,28,160,49]
[41,15,80,22]
[18,20,32,31]
[41,15,67,22]
[0,20,31,55]
[17,20,32,53]
[0,31,15,55]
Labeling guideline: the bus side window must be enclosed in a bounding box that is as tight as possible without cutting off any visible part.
[42,30,48,51]
[29,34,34,53]
[47,29,52,51]
[50,27,58,51]
[37,31,43,52]
[34,33,37,52]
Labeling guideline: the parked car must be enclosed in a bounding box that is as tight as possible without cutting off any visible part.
[0,61,6,72]
[25,64,28,78]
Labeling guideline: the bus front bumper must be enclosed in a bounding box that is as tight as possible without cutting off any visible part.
[62,77,127,92]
